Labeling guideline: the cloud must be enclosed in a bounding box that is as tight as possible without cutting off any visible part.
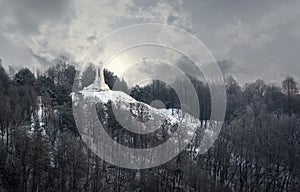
[212,1,300,83]
[219,1,300,49]
[0,33,33,68]
[0,0,140,69]
[0,0,191,71]
[121,58,189,86]
[133,0,192,30]
[27,48,53,67]
[216,60,241,76]
[0,0,74,35]
[1,0,299,85]
[220,18,275,49]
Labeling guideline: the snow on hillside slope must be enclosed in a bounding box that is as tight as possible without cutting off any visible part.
[72,90,224,156]
[76,90,201,131]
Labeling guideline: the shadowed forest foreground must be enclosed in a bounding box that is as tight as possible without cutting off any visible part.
[0,58,299,192]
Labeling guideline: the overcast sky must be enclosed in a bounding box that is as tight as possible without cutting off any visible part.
[0,0,299,85]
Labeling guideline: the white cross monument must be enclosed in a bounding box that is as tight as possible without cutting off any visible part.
[83,61,110,91]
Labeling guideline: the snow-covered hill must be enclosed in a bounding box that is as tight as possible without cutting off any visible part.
[71,89,205,167]
[72,89,224,159]
[74,90,201,134]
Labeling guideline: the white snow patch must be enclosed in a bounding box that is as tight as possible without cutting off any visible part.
[75,90,202,131]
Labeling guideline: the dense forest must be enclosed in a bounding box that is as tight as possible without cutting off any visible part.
[0,57,299,192]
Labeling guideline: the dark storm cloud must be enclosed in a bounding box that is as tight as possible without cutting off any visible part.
[174,57,238,80]
[0,0,74,35]
[134,57,239,84]
[0,0,299,84]
[182,0,300,84]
